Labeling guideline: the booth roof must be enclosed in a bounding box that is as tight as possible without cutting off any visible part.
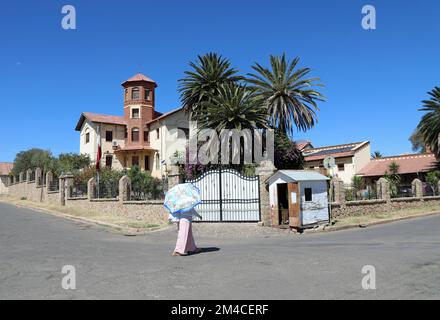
[267,170,330,184]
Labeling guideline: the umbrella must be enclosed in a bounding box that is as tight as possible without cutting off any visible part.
[163,183,201,215]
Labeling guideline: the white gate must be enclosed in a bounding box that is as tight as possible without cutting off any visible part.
[186,168,261,222]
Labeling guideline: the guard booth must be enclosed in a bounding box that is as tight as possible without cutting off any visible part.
[267,170,330,229]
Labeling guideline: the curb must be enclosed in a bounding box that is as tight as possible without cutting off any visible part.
[0,198,172,236]
[311,210,440,234]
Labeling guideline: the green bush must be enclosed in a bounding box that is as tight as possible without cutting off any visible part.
[128,166,164,200]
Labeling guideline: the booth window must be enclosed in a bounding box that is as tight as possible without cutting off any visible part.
[305,188,312,202]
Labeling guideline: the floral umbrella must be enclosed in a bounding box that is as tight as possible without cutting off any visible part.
[163,183,201,215]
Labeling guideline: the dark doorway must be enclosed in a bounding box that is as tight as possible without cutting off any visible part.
[277,183,289,226]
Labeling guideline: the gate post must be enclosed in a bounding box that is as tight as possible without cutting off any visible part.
[167,164,182,190]
[256,160,277,226]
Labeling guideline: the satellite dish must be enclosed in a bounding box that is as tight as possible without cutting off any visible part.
[323,156,336,170]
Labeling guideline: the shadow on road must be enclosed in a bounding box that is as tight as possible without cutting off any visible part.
[190,247,220,255]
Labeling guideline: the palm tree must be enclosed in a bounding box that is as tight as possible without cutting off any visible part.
[417,87,440,156]
[371,151,383,159]
[178,53,242,121]
[246,53,324,135]
[198,83,268,131]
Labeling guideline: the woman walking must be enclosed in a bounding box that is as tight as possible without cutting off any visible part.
[164,183,203,257]
[172,209,202,256]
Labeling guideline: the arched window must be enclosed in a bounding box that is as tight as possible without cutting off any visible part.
[131,87,139,100]
[131,127,139,142]
[124,89,128,100]
[156,153,160,170]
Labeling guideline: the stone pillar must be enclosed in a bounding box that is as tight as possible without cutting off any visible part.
[26,169,32,182]
[35,168,42,187]
[377,178,390,201]
[331,177,345,204]
[63,174,74,199]
[256,160,277,226]
[411,178,423,198]
[59,176,66,206]
[119,175,131,202]
[167,164,182,190]
[87,177,96,200]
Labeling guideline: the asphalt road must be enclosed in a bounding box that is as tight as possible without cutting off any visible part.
[1,202,439,300]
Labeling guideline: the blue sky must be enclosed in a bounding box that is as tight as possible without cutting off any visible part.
[0,0,439,162]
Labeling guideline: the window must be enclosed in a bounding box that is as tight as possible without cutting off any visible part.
[105,131,113,142]
[105,155,113,168]
[131,87,139,100]
[85,132,90,144]
[156,128,160,139]
[338,164,345,171]
[305,188,313,202]
[132,156,139,167]
[124,89,128,100]
[144,89,150,100]
[132,128,139,142]
[144,131,149,142]
[132,108,140,119]
[144,156,150,171]
[124,128,128,139]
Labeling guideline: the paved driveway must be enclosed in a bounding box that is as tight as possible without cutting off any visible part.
[0,202,439,299]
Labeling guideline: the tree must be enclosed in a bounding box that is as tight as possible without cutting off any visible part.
[127,165,164,200]
[198,83,268,131]
[351,175,364,200]
[425,171,440,196]
[12,149,55,176]
[246,53,324,135]
[54,153,90,176]
[274,129,304,170]
[371,151,383,159]
[384,161,401,197]
[416,86,440,156]
[409,129,428,153]
[178,53,242,121]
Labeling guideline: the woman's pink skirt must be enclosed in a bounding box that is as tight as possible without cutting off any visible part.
[174,218,197,254]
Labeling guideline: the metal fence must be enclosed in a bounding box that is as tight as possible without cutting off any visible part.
[70,182,88,198]
[129,180,166,201]
[422,182,437,197]
[29,172,35,182]
[391,184,413,198]
[94,180,119,199]
[48,180,60,192]
[345,186,378,201]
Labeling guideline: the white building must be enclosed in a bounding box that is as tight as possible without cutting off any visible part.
[75,74,192,178]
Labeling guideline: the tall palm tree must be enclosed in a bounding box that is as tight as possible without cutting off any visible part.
[178,53,242,121]
[246,53,324,135]
[371,151,383,159]
[417,87,440,156]
[198,83,268,131]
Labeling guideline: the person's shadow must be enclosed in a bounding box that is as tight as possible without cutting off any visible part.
[190,247,220,255]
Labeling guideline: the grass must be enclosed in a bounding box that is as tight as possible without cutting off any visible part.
[0,195,167,232]
[331,205,440,228]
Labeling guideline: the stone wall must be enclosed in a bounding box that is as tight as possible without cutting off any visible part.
[330,176,440,218]
[7,168,167,225]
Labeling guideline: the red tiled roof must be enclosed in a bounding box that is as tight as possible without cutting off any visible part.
[303,141,369,162]
[0,162,13,175]
[358,153,437,177]
[122,73,157,87]
[75,112,126,131]
[296,140,313,151]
